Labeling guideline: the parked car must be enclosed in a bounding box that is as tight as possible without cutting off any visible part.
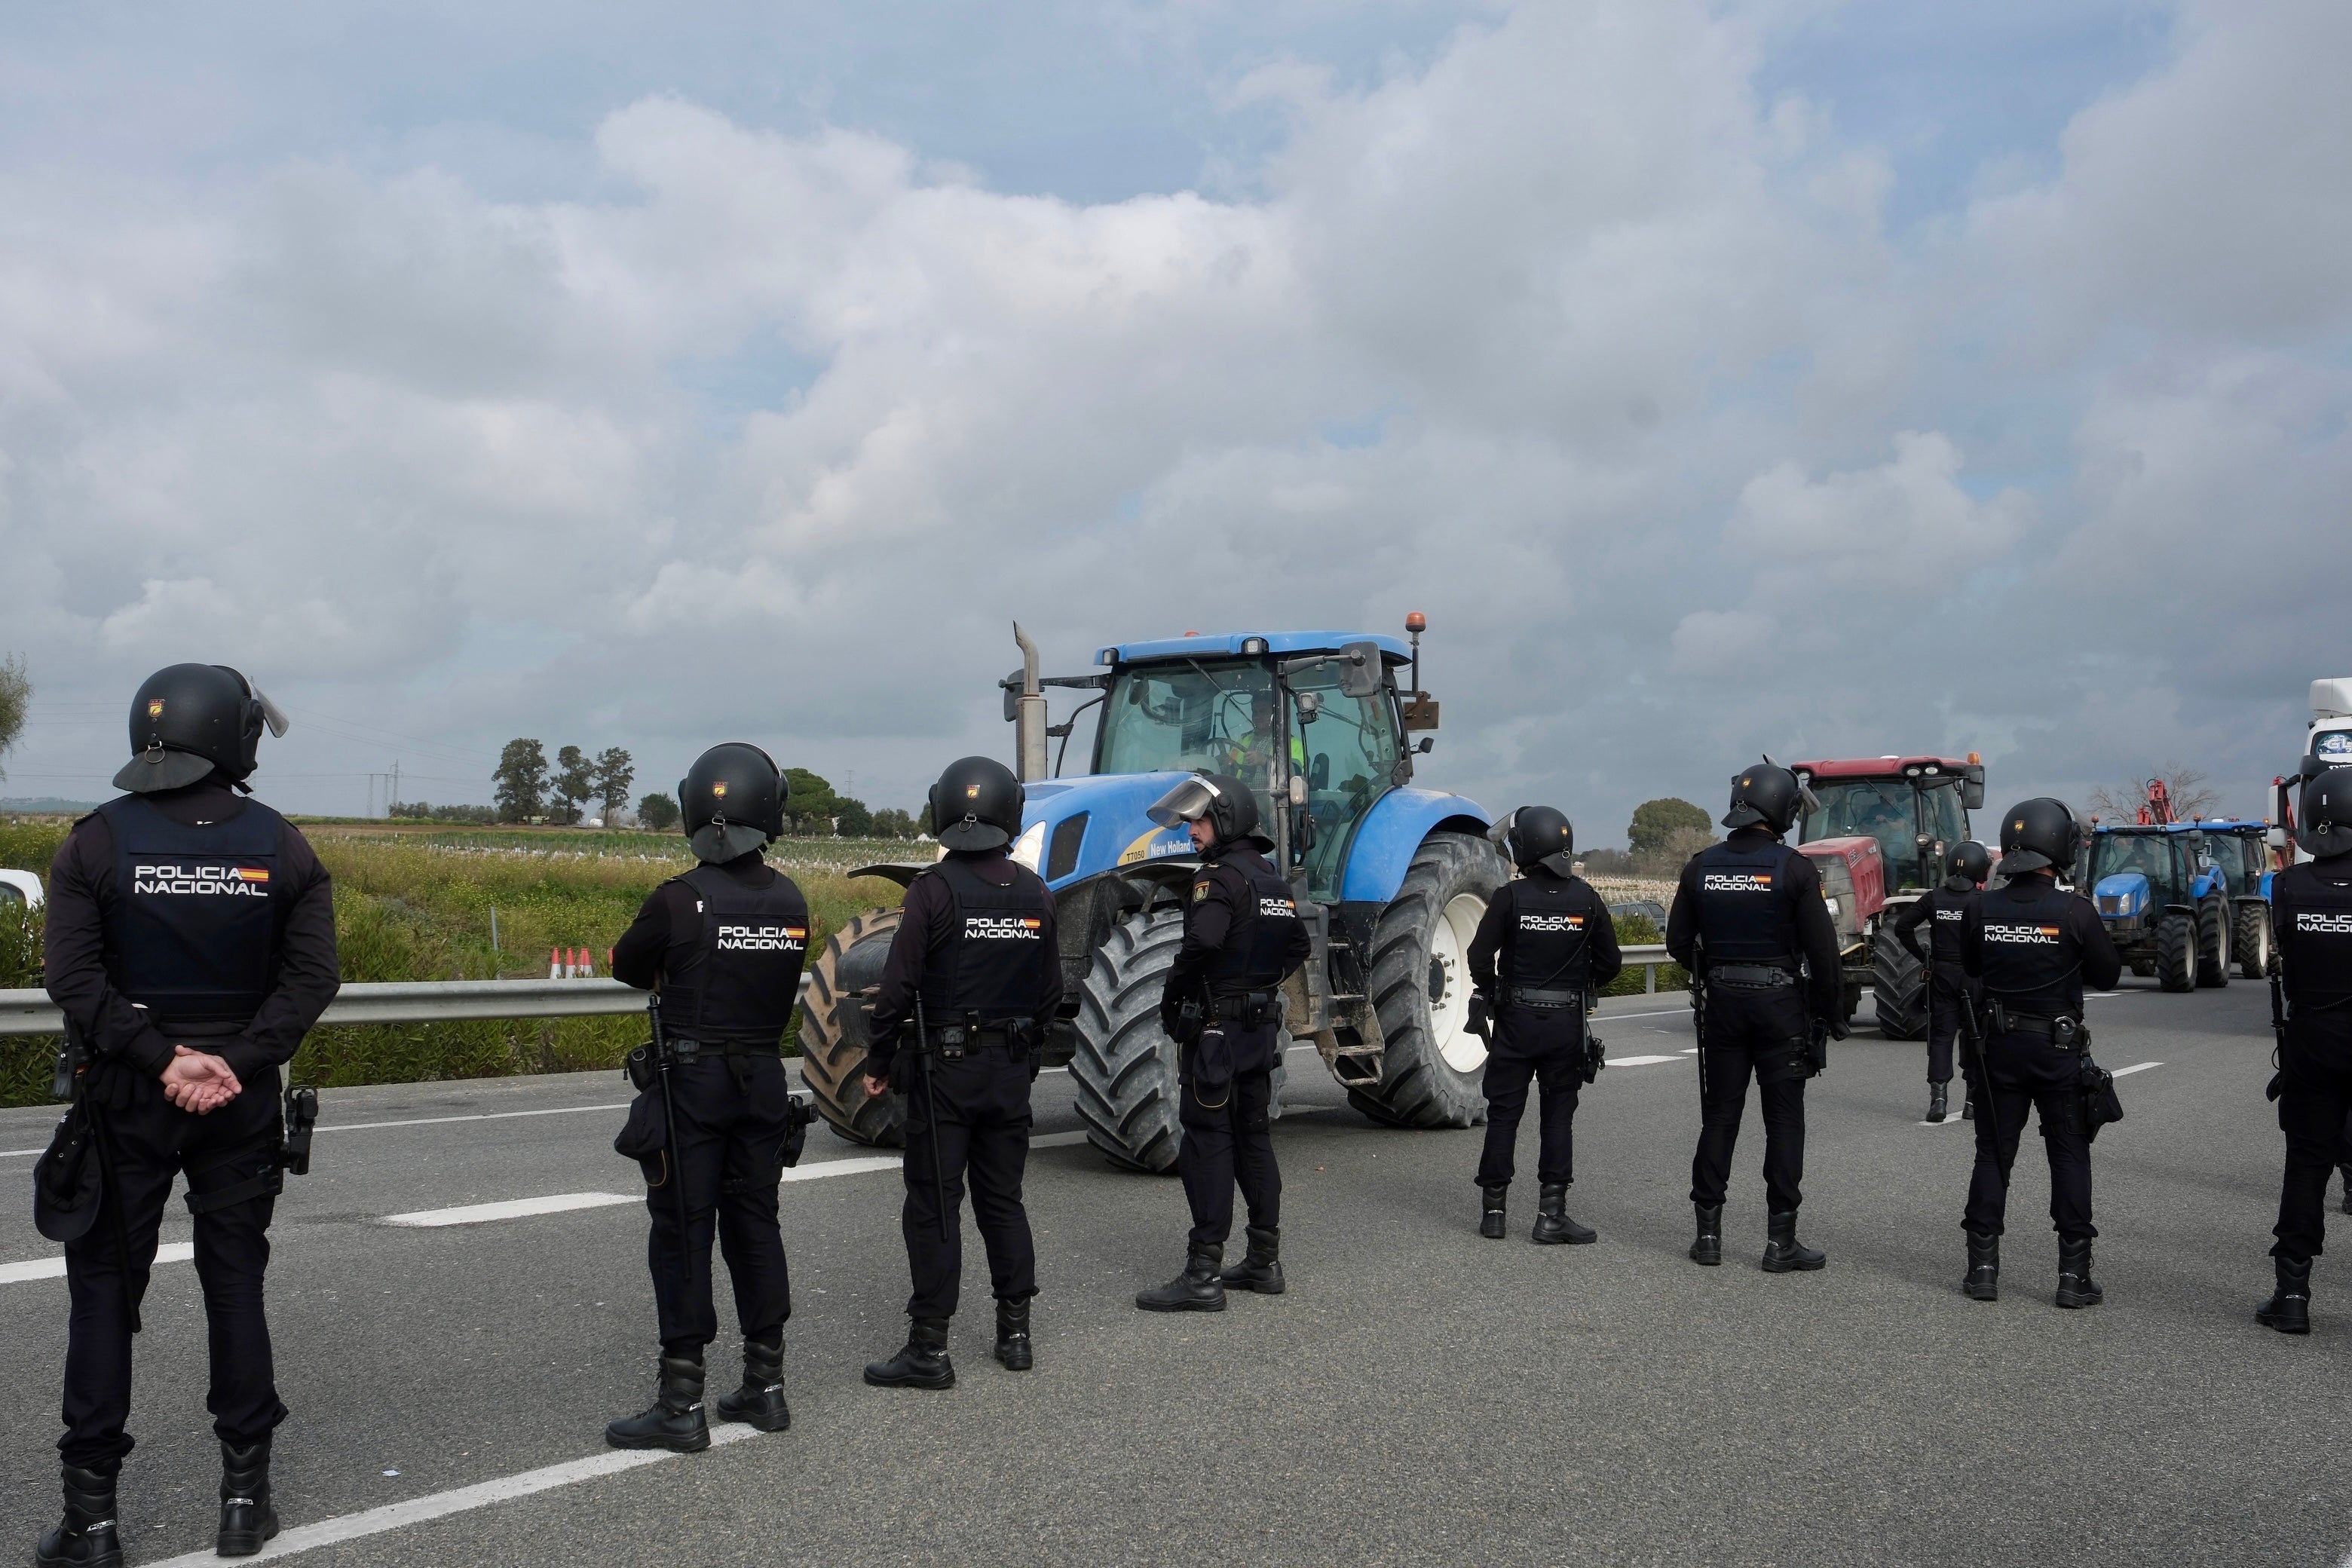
[0,869,42,910]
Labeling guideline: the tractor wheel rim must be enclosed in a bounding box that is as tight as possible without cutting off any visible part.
[1429,892,1489,1073]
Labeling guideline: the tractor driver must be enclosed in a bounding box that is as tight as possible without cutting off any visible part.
[1135,772,1311,1312]
[1665,760,1847,1273]
[1220,688,1301,795]
[1895,841,1993,1124]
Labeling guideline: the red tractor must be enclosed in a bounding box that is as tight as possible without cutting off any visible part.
[1790,755,1987,1039]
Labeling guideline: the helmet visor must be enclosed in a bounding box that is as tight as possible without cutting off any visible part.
[252,685,290,738]
[1485,810,1518,852]
[1146,776,1222,830]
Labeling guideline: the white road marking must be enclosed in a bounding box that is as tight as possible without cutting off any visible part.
[1033,1130,1089,1147]
[319,1103,631,1135]
[1606,1055,1686,1067]
[0,1147,46,1159]
[1600,1008,1694,1021]
[2,1241,194,1286]
[381,1193,638,1228]
[2111,1061,2163,1077]
[144,1423,767,1568]
[779,1156,901,1183]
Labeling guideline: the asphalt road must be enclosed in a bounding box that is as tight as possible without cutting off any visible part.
[2,980,2346,1568]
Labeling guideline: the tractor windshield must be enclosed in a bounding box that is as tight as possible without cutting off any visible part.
[1801,779,1962,893]
[1098,660,1277,782]
[2087,833,2182,904]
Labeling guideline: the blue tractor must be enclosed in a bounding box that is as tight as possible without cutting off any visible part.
[798,620,1504,1171]
[2084,806,2274,991]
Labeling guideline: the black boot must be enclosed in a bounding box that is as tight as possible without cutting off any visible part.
[864,1318,956,1389]
[994,1299,1034,1370]
[1136,1245,1227,1312]
[1689,1202,1723,1266]
[2259,1257,2312,1335]
[605,1352,710,1451]
[216,1438,279,1557]
[1479,1185,1508,1240]
[1926,1081,1949,1122]
[35,1464,121,1568]
[1961,1089,1975,1120]
[1963,1230,2000,1302]
[1530,1183,1596,1245]
[714,1334,790,1432]
[2054,1237,2104,1308]
[1221,1227,1286,1294]
[1762,1211,1826,1272]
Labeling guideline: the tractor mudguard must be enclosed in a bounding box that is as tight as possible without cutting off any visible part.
[1337,789,1493,904]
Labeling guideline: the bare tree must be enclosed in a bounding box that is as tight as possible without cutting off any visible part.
[2089,763,2222,822]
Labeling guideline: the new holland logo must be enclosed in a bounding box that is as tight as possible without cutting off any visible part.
[134,863,270,898]
[2297,912,2352,935]
[965,915,1043,940]
[1520,913,1585,932]
[1701,873,1772,893]
[716,923,806,951]
[1984,923,2063,945]
[1257,898,1297,918]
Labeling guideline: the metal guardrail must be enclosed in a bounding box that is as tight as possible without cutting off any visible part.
[0,975,817,1037]
[2,951,1676,1037]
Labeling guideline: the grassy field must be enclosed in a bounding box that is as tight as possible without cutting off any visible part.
[0,819,916,1106]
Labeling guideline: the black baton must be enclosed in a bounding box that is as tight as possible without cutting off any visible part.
[911,993,950,1243]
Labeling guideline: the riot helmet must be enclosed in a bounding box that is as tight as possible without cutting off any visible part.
[113,663,289,795]
[1722,757,1817,835]
[1946,840,1993,886]
[929,756,1024,852]
[677,743,787,864]
[1146,770,1271,851]
[1490,806,1575,877]
[1995,798,2080,876]
[2302,767,2352,859]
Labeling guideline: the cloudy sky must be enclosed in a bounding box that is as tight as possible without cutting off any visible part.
[2,0,2344,841]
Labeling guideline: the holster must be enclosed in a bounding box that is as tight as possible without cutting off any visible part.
[1580,1025,1605,1085]
[1188,1027,1235,1107]
[1755,1038,1813,1086]
[1466,993,1493,1042]
[2078,1055,2123,1142]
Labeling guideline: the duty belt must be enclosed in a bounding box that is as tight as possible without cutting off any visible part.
[1214,991,1282,1024]
[1708,964,1796,989]
[1988,1012,2084,1049]
[1507,986,1585,1009]
[667,1039,782,1059]
[923,1023,1035,1060]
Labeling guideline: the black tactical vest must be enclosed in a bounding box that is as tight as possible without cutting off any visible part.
[1925,882,1972,966]
[1974,878,2086,1017]
[96,795,286,1035]
[655,863,810,1047]
[2277,859,2352,1006]
[916,856,1052,1022]
[1500,874,1595,991]
[1200,848,1302,994]
[1689,836,1800,966]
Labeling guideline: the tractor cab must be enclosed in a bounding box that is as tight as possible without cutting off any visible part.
[2087,808,2273,990]
[1791,756,1986,894]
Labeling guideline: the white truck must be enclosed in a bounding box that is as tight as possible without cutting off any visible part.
[2271,678,2352,864]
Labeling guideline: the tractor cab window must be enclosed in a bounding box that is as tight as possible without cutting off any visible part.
[1802,781,1922,890]
[2088,833,2181,903]
[1916,780,1968,874]
[1288,660,1402,899]
[1098,660,1277,782]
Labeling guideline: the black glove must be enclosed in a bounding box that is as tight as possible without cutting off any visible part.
[1465,992,1493,1041]
[1827,1014,1852,1042]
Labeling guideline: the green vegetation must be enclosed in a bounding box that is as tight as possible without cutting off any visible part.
[0,652,28,782]
[0,820,914,1107]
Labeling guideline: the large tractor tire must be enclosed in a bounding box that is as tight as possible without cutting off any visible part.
[2155,912,2198,993]
[2196,896,2231,988]
[1070,908,1288,1174]
[1872,936,1928,1040]
[1346,831,1504,1130]
[796,907,908,1147]
[2236,902,2274,981]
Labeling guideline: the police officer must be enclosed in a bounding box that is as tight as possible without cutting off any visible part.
[1664,760,1845,1272]
[1136,771,1310,1311]
[606,744,810,1450]
[38,664,336,1563]
[2258,766,2352,1334]
[1958,798,2122,1308]
[1466,807,1622,1242]
[861,756,1061,1387]
[1894,840,1993,1122]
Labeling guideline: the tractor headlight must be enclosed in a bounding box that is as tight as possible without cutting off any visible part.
[1010,822,1047,874]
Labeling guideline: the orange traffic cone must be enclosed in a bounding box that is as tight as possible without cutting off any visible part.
[548,947,562,979]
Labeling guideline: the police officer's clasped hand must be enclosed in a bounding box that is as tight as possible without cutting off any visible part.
[861,1072,889,1099]
[161,1046,242,1114]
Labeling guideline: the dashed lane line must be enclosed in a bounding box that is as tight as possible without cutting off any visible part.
[381,1193,639,1227]
[0,1242,193,1286]
[144,1423,768,1568]
[2112,1061,2163,1077]
[1606,1055,1686,1067]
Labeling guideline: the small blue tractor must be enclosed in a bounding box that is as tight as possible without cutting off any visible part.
[797,618,1505,1171]
[2085,779,2274,991]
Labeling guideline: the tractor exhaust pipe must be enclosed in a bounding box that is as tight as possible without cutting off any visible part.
[1011,622,1049,782]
